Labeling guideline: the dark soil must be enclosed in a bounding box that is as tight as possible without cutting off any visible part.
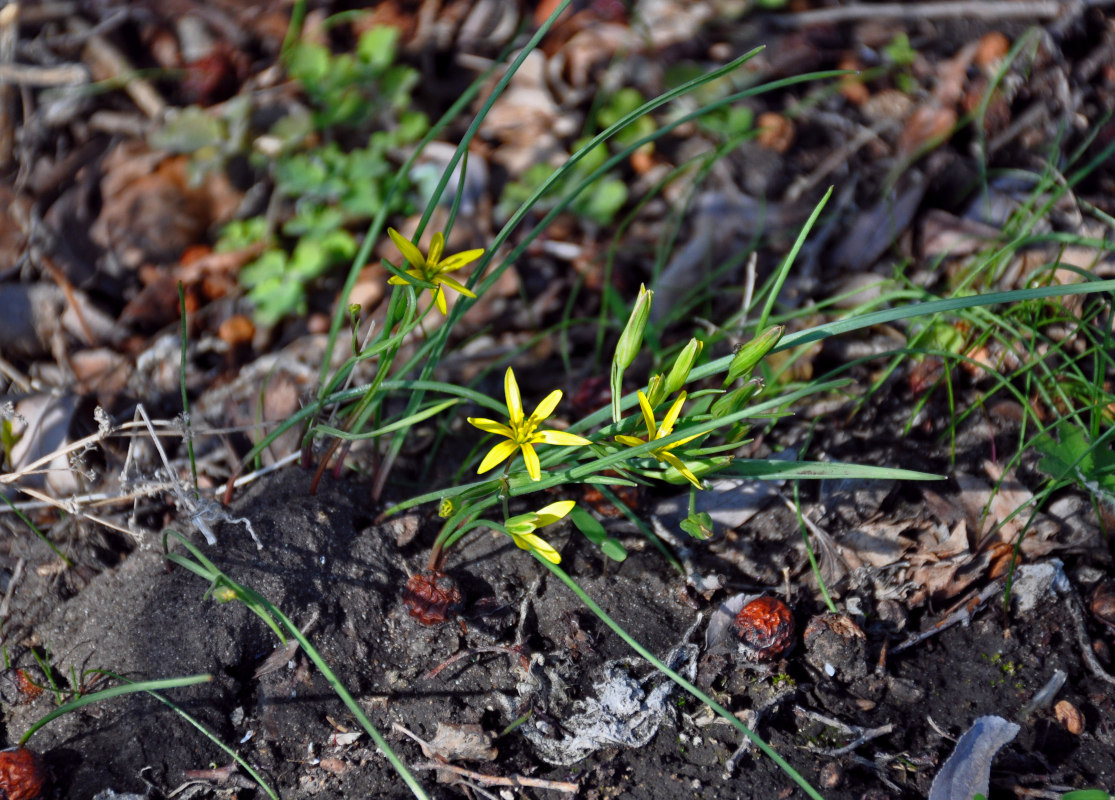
[3,459,1112,800]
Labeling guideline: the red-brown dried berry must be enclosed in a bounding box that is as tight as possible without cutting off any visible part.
[14,671,42,703]
[0,746,49,800]
[403,570,463,625]
[731,596,795,661]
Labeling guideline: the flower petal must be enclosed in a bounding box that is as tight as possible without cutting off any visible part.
[428,231,445,266]
[438,248,485,272]
[504,368,523,426]
[433,285,448,314]
[467,417,514,437]
[637,391,657,440]
[534,429,591,446]
[659,391,687,438]
[530,389,562,423]
[505,512,539,534]
[388,268,424,286]
[435,274,477,298]
[659,451,703,488]
[615,434,647,448]
[387,228,426,270]
[520,443,541,481]
[477,439,518,474]
[510,531,561,564]
[535,500,576,527]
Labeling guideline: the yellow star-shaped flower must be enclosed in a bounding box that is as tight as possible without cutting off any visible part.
[387,227,484,314]
[504,500,576,564]
[615,391,703,488]
[467,368,591,481]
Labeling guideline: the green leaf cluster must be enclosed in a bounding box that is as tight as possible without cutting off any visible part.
[286,26,419,130]
[1033,422,1115,506]
[205,23,430,325]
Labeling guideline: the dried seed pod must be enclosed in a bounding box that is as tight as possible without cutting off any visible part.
[731,596,795,662]
[14,671,42,704]
[1054,699,1085,735]
[0,746,49,800]
[402,570,463,625]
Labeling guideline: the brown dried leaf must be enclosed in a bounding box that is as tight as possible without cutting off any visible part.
[837,520,918,568]
[426,723,497,763]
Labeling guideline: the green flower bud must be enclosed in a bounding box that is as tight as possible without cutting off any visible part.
[438,497,456,518]
[664,338,703,396]
[614,284,652,370]
[711,378,763,418]
[725,325,783,386]
[644,373,666,408]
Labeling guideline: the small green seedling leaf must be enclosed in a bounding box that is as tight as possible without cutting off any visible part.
[569,505,627,562]
[680,510,714,541]
[1033,422,1115,502]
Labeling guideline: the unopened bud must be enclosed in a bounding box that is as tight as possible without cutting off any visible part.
[711,378,763,419]
[614,285,652,370]
[664,338,703,396]
[644,373,666,408]
[725,325,783,386]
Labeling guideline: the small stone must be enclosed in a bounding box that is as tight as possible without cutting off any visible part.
[819,761,843,789]
[1054,700,1085,735]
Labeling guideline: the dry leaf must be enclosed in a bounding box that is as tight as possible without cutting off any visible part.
[426,723,497,762]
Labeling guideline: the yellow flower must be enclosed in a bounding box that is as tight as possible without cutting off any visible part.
[387,227,484,314]
[615,390,703,488]
[504,500,576,563]
[468,368,591,481]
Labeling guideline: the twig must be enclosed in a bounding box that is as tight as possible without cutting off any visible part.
[70,17,165,119]
[15,484,139,538]
[0,353,31,392]
[411,761,579,793]
[422,645,526,681]
[891,579,1004,653]
[1065,584,1115,687]
[796,707,895,756]
[0,63,88,86]
[770,1,1078,27]
[0,1,17,166]
[0,557,26,626]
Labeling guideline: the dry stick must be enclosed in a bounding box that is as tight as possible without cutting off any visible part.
[410,761,578,794]
[0,1,17,167]
[392,723,566,795]
[15,484,138,538]
[70,17,165,119]
[0,63,88,86]
[422,645,526,681]
[0,353,31,392]
[891,579,1004,653]
[1065,585,1115,687]
[37,252,97,346]
[0,557,25,625]
[771,0,1083,26]
[795,707,895,757]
